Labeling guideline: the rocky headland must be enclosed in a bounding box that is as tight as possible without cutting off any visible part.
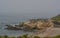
[4,14,60,37]
[5,19,54,31]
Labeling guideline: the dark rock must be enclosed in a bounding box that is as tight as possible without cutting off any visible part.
[5,25,22,30]
[53,21,60,25]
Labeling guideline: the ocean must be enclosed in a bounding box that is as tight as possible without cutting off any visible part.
[0,15,33,36]
[0,13,57,36]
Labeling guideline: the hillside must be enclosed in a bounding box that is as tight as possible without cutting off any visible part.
[51,14,60,21]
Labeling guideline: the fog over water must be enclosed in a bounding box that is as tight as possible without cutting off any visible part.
[0,0,60,18]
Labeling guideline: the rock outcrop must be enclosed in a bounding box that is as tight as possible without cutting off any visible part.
[5,24,22,30]
[22,19,54,30]
[5,19,54,31]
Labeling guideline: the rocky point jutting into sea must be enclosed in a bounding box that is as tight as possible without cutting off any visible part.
[4,14,60,37]
[5,19,54,31]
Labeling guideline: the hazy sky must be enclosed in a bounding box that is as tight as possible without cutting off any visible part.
[0,0,60,18]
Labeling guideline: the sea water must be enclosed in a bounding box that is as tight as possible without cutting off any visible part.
[0,15,32,36]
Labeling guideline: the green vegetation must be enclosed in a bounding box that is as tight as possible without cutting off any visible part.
[3,35,8,38]
[0,35,60,38]
[53,35,60,38]
[9,36,16,38]
[51,14,60,21]
[17,34,28,38]
[0,36,2,38]
[33,36,40,38]
[0,35,16,38]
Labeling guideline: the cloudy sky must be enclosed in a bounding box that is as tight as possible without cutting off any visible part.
[0,0,60,18]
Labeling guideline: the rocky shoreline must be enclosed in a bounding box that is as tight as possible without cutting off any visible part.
[5,19,60,30]
[5,19,55,31]
[4,17,60,37]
